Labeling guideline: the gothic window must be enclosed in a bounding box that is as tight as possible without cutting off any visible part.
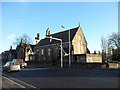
[37,49,39,53]
[41,49,44,55]
[48,48,50,56]
[79,36,81,41]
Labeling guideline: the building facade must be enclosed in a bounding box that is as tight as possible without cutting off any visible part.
[16,42,35,62]
[34,25,90,65]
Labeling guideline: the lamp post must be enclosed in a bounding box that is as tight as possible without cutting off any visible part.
[61,26,71,67]
[69,29,71,67]
[46,36,63,68]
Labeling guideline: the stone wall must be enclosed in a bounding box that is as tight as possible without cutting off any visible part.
[72,27,87,54]
[108,63,120,69]
[86,54,102,63]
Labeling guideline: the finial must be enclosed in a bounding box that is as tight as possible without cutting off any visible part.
[61,25,65,28]
[78,22,80,27]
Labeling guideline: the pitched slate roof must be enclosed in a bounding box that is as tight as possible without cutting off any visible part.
[10,49,16,53]
[30,44,36,51]
[37,27,79,46]
[16,43,35,53]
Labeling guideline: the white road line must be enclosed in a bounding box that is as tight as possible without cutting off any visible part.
[23,68,53,71]
[3,76,26,88]
[11,77,40,89]
[3,73,40,90]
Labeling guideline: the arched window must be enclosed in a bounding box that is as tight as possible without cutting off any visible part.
[48,48,50,55]
[41,49,44,55]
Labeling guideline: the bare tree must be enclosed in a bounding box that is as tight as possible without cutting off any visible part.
[13,34,32,45]
[101,36,108,51]
[108,32,120,49]
[108,32,120,61]
[101,36,111,61]
[13,34,32,61]
[101,32,120,61]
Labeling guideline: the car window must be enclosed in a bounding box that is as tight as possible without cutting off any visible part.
[18,59,24,62]
[4,62,10,66]
[10,63,14,65]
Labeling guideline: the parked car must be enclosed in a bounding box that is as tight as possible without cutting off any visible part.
[12,59,27,68]
[3,61,21,72]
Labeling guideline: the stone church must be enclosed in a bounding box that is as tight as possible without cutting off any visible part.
[34,24,91,66]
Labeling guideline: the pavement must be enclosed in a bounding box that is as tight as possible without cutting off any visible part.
[2,76,25,89]
[2,74,40,90]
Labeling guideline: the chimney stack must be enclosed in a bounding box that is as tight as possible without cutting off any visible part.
[10,46,12,50]
[46,28,50,37]
[35,33,40,44]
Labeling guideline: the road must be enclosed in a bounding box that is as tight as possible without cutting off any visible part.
[2,67,119,89]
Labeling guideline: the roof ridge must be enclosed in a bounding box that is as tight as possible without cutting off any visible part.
[50,26,79,36]
[37,26,80,46]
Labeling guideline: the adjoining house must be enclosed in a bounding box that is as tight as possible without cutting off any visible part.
[25,44,35,61]
[34,24,102,67]
[16,42,26,61]
[2,50,9,62]
[2,41,35,63]
[1,47,15,65]
[8,46,17,61]
[2,46,16,62]
[16,40,35,62]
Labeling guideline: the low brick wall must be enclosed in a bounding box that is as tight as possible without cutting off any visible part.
[108,63,120,69]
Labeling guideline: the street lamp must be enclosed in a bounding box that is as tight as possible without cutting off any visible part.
[46,36,63,68]
[61,26,71,67]
[69,28,71,67]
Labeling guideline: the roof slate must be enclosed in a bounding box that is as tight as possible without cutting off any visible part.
[37,27,79,46]
[30,45,36,51]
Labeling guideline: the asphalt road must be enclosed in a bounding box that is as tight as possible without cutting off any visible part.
[2,67,119,89]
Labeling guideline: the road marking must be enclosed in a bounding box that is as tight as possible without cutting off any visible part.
[23,67,53,71]
[11,77,40,90]
[3,76,26,88]
[3,73,40,90]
